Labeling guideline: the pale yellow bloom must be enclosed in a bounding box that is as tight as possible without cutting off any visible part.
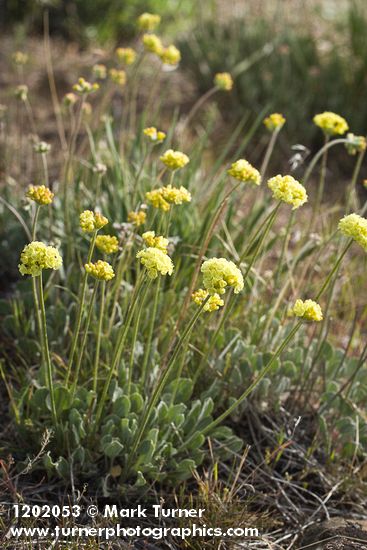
[214,72,233,91]
[160,149,189,170]
[201,258,244,295]
[14,85,28,101]
[73,77,99,95]
[116,47,136,65]
[12,51,28,65]
[79,210,108,233]
[192,289,224,312]
[264,113,286,132]
[227,159,261,185]
[267,175,307,209]
[26,185,54,206]
[143,127,166,142]
[142,231,168,252]
[338,213,367,251]
[85,260,115,281]
[292,299,323,322]
[313,112,349,136]
[34,141,51,154]
[143,34,163,55]
[95,235,119,254]
[146,185,191,211]
[137,247,174,278]
[109,69,126,86]
[19,242,62,277]
[92,64,107,80]
[63,93,78,107]
[345,133,367,156]
[138,12,161,31]
[128,210,146,226]
[159,45,181,66]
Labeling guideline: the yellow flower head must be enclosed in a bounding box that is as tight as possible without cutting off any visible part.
[292,299,323,322]
[143,34,163,55]
[73,77,99,95]
[227,159,261,185]
[85,260,115,281]
[34,141,51,154]
[160,149,189,170]
[264,113,286,132]
[214,72,233,91]
[109,69,126,86]
[19,241,62,277]
[313,112,349,136]
[142,231,168,252]
[63,93,78,107]
[201,258,244,295]
[267,174,307,209]
[143,127,166,142]
[192,289,224,312]
[12,51,28,66]
[146,185,191,211]
[338,213,367,252]
[138,12,161,31]
[26,185,54,206]
[345,133,367,156]
[14,85,28,101]
[95,235,119,254]
[159,45,181,66]
[92,64,107,80]
[128,210,146,226]
[136,247,174,279]
[116,47,136,65]
[79,210,108,233]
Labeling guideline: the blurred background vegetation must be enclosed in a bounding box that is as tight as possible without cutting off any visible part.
[3,0,367,157]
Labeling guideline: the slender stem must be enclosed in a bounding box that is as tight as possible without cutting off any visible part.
[315,240,352,300]
[31,205,44,372]
[71,281,99,397]
[38,273,57,425]
[309,134,329,231]
[95,274,146,425]
[346,148,366,212]
[141,276,161,385]
[32,205,40,240]
[124,296,208,480]
[260,128,281,180]
[93,280,106,394]
[303,138,349,187]
[179,87,218,138]
[66,232,97,383]
[128,280,151,395]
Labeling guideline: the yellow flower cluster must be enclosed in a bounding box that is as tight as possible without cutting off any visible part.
[95,235,119,254]
[116,47,136,65]
[79,210,108,233]
[142,231,168,252]
[34,141,51,154]
[313,112,349,136]
[143,34,163,55]
[128,210,146,226]
[92,64,107,80]
[109,69,126,86]
[146,185,191,211]
[338,213,367,251]
[14,85,28,101]
[201,258,244,295]
[26,185,54,206]
[136,247,174,279]
[345,133,367,156]
[160,149,189,170]
[227,159,261,185]
[159,45,181,66]
[267,175,307,209]
[143,127,166,142]
[73,77,99,95]
[292,299,323,322]
[138,12,161,31]
[12,51,28,65]
[214,72,233,91]
[85,260,115,281]
[63,93,78,107]
[19,242,62,277]
[264,113,286,132]
[192,289,224,312]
